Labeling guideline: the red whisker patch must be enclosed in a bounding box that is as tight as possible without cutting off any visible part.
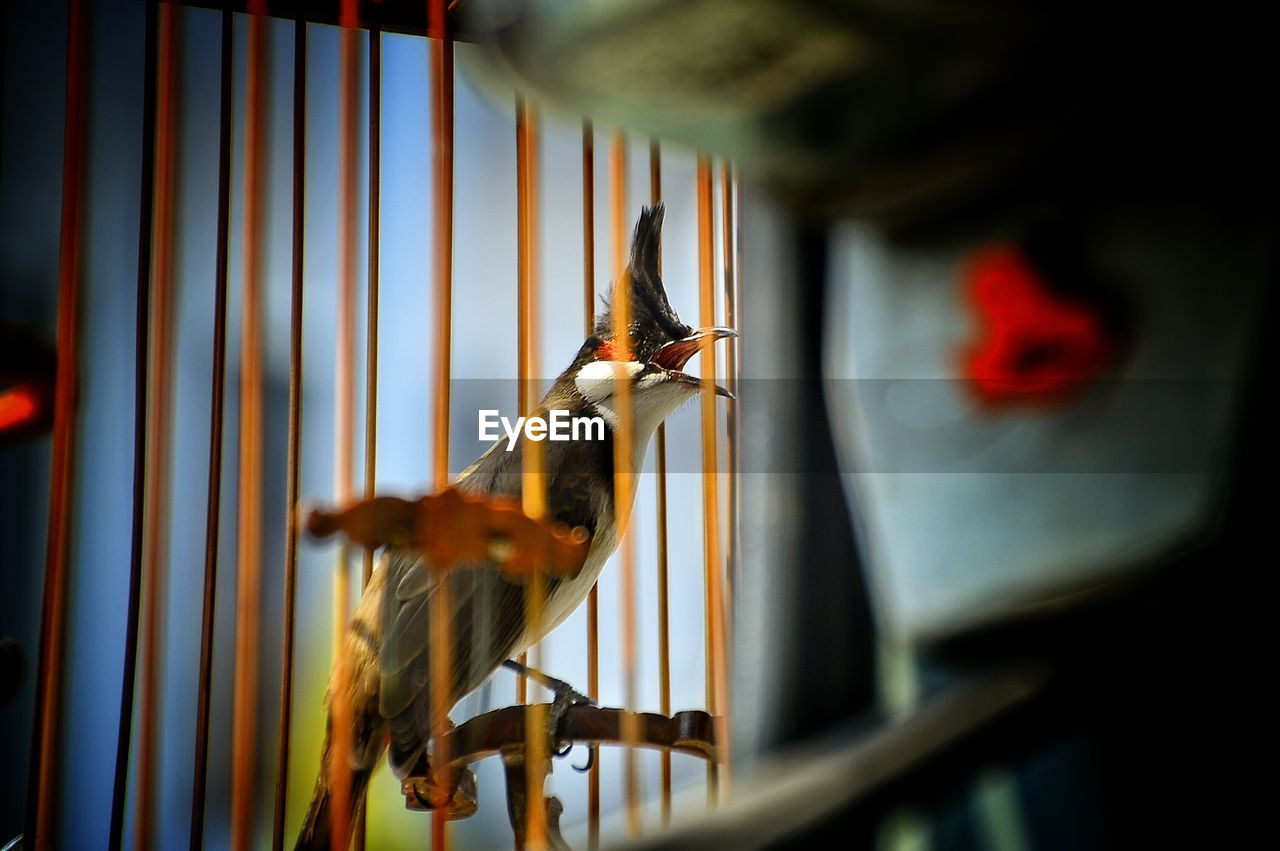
[596,340,636,362]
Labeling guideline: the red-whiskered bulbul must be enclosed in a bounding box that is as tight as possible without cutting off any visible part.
[296,205,735,850]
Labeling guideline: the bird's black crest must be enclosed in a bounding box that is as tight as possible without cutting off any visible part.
[596,204,691,342]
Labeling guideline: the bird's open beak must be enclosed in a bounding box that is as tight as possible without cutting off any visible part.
[651,326,737,398]
[651,327,737,371]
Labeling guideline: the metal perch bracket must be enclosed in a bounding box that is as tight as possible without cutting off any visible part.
[305,487,592,578]
[403,704,720,847]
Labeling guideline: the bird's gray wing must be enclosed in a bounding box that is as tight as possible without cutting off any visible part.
[375,427,612,775]
[375,545,525,773]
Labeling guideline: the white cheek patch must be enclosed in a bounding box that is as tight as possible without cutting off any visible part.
[575,359,642,406]
[636,371,669,392]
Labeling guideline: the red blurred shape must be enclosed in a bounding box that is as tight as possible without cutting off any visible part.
[0,385,42,433]
[963,244,1113,406]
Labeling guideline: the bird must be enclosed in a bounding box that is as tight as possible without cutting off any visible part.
[296,204,735,850]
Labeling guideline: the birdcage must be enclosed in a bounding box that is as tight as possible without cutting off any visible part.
[6,1,740,848]
[12,2,1277,851]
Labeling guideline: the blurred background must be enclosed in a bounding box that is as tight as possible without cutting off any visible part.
[2,1,1276,850]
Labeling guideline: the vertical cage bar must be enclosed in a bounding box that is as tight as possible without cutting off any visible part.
[136,4,180,846]
[270,12,306,851]
[26,0,90,844]
[729,168,742,664]
[609,130,642,838]
[516,95,549,851]
[328,1,360,847]
[719,162,738,644]
[515,99,537,465]
[648,140,661,210]
[428,1,455,847]
[696,154,730,803]
[362,18,381,622]
[352,17,381,851]
[109,0,160,845]
[649,138,674,825]
[191,6,233,846]
[581,119,601,851]
[582,123,596,336]
[428,0,452,491]
[514,97,540,719]
[513,96,531,711]
[229,5,269,848]
[515,100,530,710]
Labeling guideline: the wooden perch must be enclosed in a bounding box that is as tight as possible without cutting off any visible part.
[401,704,720,821]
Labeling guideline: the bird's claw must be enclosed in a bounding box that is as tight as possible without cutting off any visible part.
[401,765,478,819]
[546,668,594,764]
[501,658,597,767]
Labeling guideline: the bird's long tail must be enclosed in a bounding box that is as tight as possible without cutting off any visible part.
[294,735,374,851]
[295,558,389,850]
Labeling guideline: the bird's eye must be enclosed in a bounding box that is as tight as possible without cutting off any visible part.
[626,328,642,348]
